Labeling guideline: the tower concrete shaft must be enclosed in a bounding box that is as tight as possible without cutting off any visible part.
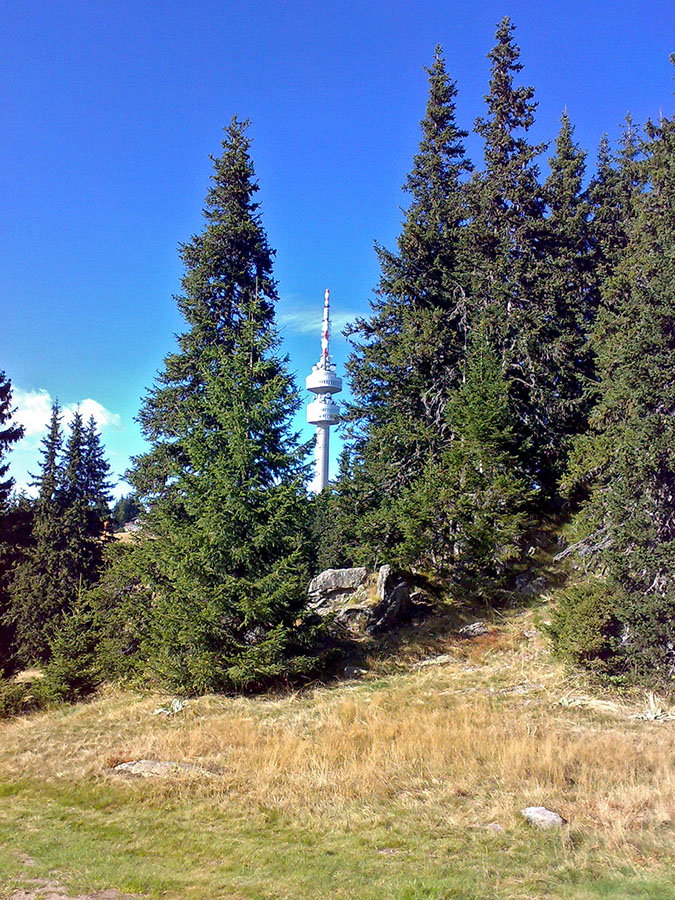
[313,424,330,493]
[306,289,342,493]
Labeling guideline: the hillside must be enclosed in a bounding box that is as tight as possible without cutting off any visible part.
[1,604,673,900]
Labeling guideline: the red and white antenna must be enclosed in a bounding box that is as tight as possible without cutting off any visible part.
[321,288,330,364]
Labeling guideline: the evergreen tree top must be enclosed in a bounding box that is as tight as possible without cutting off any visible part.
[0,371,24,506]
[132,117,306,501]
[63,410,87,505]
[475,16,545,173]
[119,120,313,693]
[178,116,278,338]
[546,111,588,229]
[405,47,472,203]
[84,415,113,511]
[592,134,614,189]
[31,400,62,505]
[617,113,640,168]
[588,121,643,275]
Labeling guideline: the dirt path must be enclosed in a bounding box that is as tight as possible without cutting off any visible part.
[9,881,137,900]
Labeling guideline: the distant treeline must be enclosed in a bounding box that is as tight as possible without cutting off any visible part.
[0,17,673,698]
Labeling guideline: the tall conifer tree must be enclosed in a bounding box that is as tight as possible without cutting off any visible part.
[393,327,533,591]
[589,118,642,282]
[346,48,471,449]
[542,112,597,461]
[10,403,66,660]
[468,17,557,486]
[124,118,313,693]
[588,136,623,281]
[10,406,112,661]
[60,410,107,590]
[0,372,25,672]
[563,103,675,679]
[83,415,113,547]
[0,372,23,507]
[338,49,472,560]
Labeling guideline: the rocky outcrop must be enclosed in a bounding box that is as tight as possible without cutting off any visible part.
[307,565,412,637]
[308,567,368,605]
[368,578,410,633]
[307,567,372,636]
[376,564,395,600]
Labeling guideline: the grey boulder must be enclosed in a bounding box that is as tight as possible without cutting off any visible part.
[458,621,489,638]
[521,806,567,829]
[308,567,368,607]
[368,576,410,633]
[307,565,411,637]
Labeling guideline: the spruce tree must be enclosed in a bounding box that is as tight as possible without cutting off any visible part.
[0,493,32,675]
[62,411,86,505]
[339,48,472,561]
[588,136,623,281]
[616,114,643,209]
[394,328,532,592]
[10,406,112,661]
[0,372,24,506]
[33,401,63,502]
[469,17,556,487]
[542,111,597,463]
[588,119,642,282]
[563,103,675,680]
[83,415,113,518]
[122,118,314,693]
[10,402,67,660]
[0,372,25,672]
[60,410,107,591]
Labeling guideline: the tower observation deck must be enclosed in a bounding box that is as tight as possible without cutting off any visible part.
[306,289,342,493]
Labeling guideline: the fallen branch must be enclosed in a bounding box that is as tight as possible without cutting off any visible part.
[554,527,612,561]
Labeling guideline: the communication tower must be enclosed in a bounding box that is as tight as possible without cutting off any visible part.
[306,289,342,493]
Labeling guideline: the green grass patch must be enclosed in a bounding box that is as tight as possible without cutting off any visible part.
[0,778,672,900]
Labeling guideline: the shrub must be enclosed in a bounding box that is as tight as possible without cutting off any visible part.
[38,592,102,703]
[547,578,625,674]
[0,679,30,718]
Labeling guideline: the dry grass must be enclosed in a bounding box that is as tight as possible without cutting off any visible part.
[2,609,673,855]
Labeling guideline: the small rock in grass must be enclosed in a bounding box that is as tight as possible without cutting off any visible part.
[485,822,504,833]
[344,665,368,679]
[521,806,567,828]
[113,759,202,777]
[152,697,188,716]
[458,621,489,638]
[414,653,455,668]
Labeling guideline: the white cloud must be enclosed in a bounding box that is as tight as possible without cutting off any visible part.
[12,388,122,442]
[75,398,122,430]
[12,388,53,437]
[278,306,356,337]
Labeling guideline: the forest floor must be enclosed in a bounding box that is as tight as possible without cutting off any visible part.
[0,598,674,900]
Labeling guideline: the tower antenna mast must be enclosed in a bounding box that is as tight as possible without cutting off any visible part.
[306,289,342,493]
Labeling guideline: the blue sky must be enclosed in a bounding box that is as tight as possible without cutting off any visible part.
[2,0,673,497]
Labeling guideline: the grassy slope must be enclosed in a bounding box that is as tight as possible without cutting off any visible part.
[0,606,673,900]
